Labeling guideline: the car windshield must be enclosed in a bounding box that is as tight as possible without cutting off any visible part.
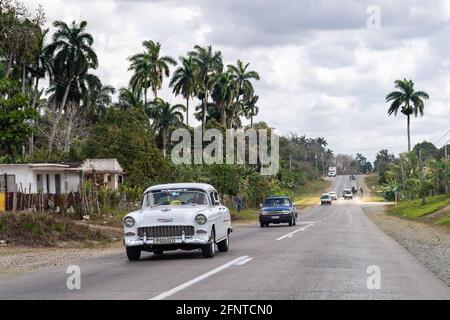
[264,198,290,207]
[321,195,330,199]
[143,189,210,207]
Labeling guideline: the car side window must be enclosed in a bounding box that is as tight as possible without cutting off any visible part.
[209,192,216,206]
[214,192,220,205]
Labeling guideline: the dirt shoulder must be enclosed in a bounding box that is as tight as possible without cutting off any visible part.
[363,204,450,286]
[0,242,123,278]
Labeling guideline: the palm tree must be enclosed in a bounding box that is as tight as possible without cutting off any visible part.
[115,87,143,110]
[128,40,176,104]
[228,60,260,128]
[81,74,115,119]
[242,95,259,127]
[386,79,429,152]
[189,45,223,131]
[146,98,186,157]
[45,20,98,151]
[211,70,235,127]
[170,56,197,127]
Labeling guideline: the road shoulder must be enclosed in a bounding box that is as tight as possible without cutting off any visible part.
[363,204,450,287]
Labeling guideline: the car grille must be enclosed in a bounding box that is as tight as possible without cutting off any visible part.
[137,225,195,238]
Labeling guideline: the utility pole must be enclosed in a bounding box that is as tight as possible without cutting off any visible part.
[445,144,448,160]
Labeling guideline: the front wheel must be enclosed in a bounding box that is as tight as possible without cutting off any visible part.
[126,247,141,261]
[217,233,229,252]
[202,230,216,258]
[289,216,294,227]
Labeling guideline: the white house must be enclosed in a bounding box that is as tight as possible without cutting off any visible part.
[0,159,124,195]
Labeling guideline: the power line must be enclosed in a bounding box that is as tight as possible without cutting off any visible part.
[435,129,450,145]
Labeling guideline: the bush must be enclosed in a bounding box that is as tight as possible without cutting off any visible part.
[0,212,110,247]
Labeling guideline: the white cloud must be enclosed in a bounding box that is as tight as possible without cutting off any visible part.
[21,0,450,161]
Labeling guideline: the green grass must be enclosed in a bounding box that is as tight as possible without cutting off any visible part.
[229,208,259,222]
[387,195,450,220]
[437,214,450,225]
[293,179,332,209]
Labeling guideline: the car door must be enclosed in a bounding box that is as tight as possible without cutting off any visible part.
[210,191,227,240]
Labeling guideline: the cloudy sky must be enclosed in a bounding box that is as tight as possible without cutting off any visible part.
[23,0,450,161]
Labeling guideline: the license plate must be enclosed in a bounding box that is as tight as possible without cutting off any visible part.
[154,237,177,244]
[271,216,280,219]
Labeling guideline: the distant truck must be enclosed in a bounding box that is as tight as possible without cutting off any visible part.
[328,167,337,177]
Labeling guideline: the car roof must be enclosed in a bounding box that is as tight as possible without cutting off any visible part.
[266,196,290,200]
[144,183,216,194]
[321,193,331,196]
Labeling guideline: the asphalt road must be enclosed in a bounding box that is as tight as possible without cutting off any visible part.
[0,175,449,300]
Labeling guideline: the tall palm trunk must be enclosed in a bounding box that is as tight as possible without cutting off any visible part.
[29,77,40,155]
[162,126,167,157]
[144,87,147,106]
[407,114,411,152]
[250,115,253,128]
[4,55,13,79]
[186,97,189,127]
[21,64,26,93]
[202,86,208,132]
[64,103,75,152]
[49,81,71,151]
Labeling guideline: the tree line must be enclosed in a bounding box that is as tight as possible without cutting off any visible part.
[0,0,336,209]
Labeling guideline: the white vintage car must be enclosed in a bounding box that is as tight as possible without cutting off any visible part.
[123,183,232,261]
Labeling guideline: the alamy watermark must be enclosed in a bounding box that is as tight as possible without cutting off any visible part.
[366,265,381,290]
[367,5,381,30]
[170,128,280,176]
[66,265,81,290]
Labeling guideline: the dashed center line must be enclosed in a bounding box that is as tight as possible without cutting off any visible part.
[275,223,314,241]
[150,255,251,300]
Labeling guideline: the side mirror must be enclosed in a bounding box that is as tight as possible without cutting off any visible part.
[259,203,263,208]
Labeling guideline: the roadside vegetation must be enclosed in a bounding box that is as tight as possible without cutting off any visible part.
[0,212,114,247]
[0,0,340,241]
[293,179,332,209]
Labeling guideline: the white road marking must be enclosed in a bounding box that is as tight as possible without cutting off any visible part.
[346,209,352,223]
[149,255,250,300]
[298,221,317,224]
[234,257,253,266]
[276,224,313,241]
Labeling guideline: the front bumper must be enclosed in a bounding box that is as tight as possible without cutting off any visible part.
[259,214,292,223]
[124,233,210,248]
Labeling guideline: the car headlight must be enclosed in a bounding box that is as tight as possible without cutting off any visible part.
[195,214,207,225]
[260,210,268,215]
[123,216,135,228]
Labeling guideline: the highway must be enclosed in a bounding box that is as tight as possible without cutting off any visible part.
[0,175,449,300]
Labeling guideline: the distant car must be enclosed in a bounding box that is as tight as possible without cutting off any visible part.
[343,189,353,200]
[329,191,338,200]
[259,196,297,228]
[328,171,336,177]
[320,193,332,205]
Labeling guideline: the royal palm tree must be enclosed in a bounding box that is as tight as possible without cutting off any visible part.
[115,87,144,110]
[81,74,115,119]
[45,20,98,151]
[170,56,197,127]
[228,60,260,128]
[189,45,223,131]
[386,79,429,152]
[242,95,259,127]
[146,98,186,157]
[128,40,176,104]
[211,70,235,127]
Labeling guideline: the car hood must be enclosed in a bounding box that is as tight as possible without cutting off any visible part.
[261,206,291,212]
[135,206,211,226]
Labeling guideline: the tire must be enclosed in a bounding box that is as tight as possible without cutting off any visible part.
[289,216,294,227]
[153,250,164,255]
[293,217,297,226]
[217,233,229,252]
[260,222,265,228]
[126,247,141,261]
[202,230,216,258]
